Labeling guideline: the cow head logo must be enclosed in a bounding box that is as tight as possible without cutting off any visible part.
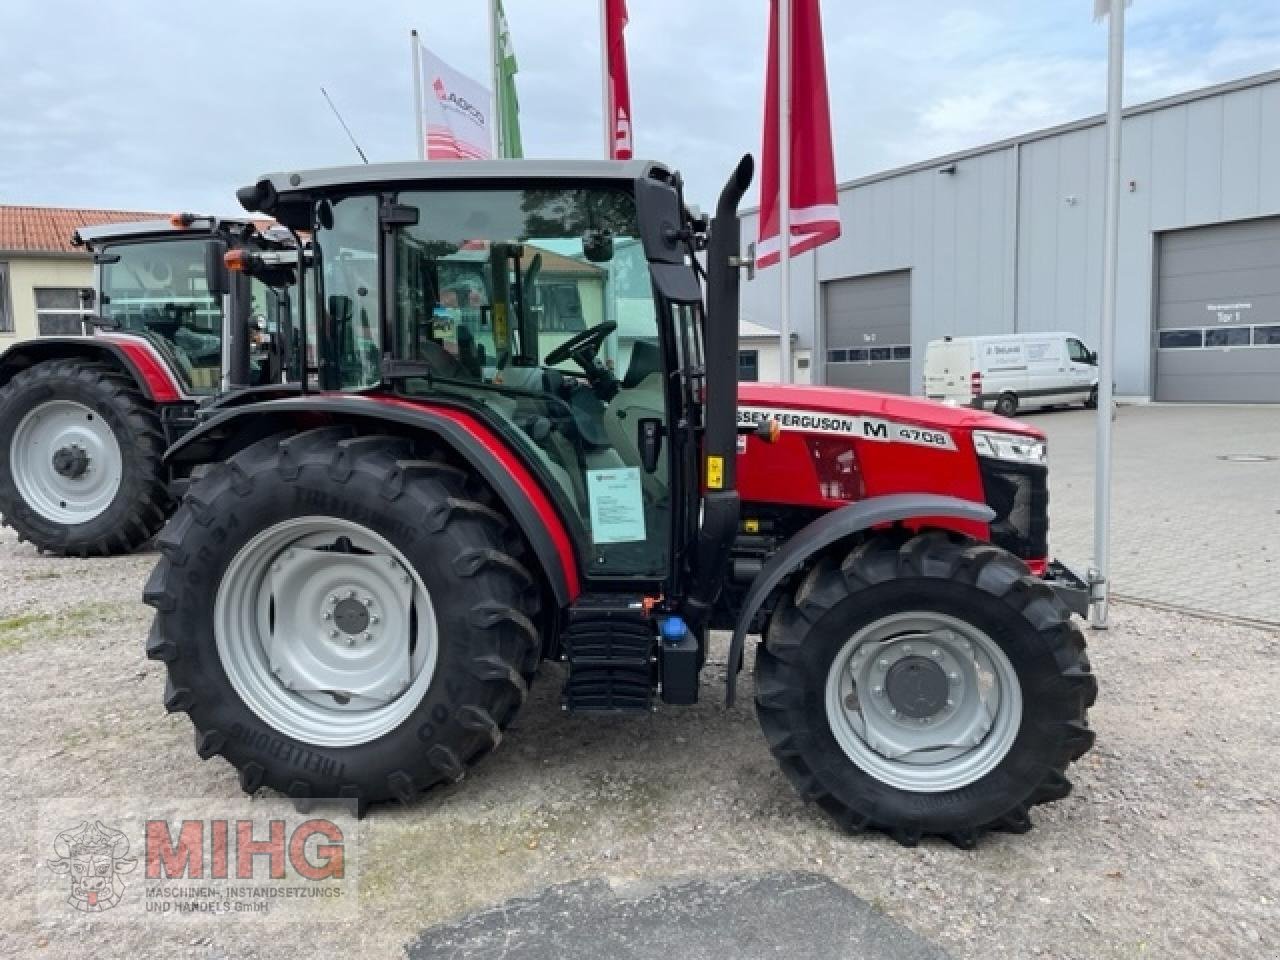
[47,821,136,912]
[432,76,447,100]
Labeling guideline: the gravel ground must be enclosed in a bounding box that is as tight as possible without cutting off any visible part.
[1,524,1277,960]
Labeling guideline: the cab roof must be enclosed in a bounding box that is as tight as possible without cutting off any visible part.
[241,158,672,203]
[72,217,256,249]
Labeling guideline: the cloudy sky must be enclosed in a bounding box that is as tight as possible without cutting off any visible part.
[1,1,1277,216]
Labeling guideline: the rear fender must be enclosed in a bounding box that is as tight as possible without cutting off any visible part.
[0,335,184,403]
[725,493,995,705]
[165,395,581,607]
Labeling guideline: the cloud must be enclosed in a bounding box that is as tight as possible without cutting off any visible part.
[0,0,1276,215]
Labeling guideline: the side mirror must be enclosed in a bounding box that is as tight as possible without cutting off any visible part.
[583,229,614,263]
[1089,350,1098,365]
[204,239,230,296]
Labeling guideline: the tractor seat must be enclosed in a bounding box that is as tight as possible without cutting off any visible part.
[603,340,667,500]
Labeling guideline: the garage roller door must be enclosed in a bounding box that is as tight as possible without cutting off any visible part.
[822,271,911,394]
[1155,217,1280,402]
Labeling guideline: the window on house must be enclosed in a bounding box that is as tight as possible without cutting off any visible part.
[0,263,12,333]
[738,349,759,382]
[35,287,90,335]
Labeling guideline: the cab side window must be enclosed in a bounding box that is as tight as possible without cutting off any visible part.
[1068,339,1092,364]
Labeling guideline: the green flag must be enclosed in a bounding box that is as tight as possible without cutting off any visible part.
[495,0,523,158]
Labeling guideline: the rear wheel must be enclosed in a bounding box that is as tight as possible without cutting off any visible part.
[754,531,1096,847]
[0,359,170,555]
[993,392,1019,417]
[143,427,541,809]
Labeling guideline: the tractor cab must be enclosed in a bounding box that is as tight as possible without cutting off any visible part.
[74,216,300,396]
[230,159,740,603]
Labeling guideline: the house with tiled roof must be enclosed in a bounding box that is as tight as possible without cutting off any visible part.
[0,205,163,343]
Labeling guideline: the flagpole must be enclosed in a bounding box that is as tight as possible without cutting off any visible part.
[1091,0,1124,629]
[777,0,793,384]
[600,0,612,157]
[488,2,503,157]
[411,29,425,160]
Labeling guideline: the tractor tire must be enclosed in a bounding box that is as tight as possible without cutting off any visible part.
[754,530,1096,848]
[143,426,542,811]
[0,359,171,556]
[993,392,1019,417]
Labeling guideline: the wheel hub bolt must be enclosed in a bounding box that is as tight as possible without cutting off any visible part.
[330,629,339,639]
[322,611,332,620]
[878,658,889,669]
[362,597,373,607]
[903,645,913,654]
[888,707,898,717]
[370,614,380,624]
[949,672,960,684]
[363,632,372,642]
[872,685,883,696]
[931,649,942,659]
[844,694,858,710]
[328,594,339,604]
[348,589,357,600]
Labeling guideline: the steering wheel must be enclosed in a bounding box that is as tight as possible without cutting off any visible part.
[544,320,617,368]
[545,321,619,401]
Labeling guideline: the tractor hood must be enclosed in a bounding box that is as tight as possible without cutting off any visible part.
[737,382,1045,439]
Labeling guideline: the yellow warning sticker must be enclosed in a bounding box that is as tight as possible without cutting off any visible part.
[706,455,724,490]
[743,518,759,533]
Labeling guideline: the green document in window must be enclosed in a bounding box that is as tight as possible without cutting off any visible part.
[586,468,646,543]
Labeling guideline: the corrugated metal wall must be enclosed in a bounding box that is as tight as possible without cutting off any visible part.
[739,72,1280,396]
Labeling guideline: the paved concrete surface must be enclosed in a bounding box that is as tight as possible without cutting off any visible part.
[406,872,951,960]
[1024,405,1280,624]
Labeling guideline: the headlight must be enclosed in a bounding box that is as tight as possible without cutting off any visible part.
[972,429,1046,464]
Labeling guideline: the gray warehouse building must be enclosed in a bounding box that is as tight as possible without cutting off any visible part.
[740,69,1280,402]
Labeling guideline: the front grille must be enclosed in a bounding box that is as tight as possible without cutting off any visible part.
[978,458,1049,560]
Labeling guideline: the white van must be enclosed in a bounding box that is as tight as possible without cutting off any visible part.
[923,333,1098,416]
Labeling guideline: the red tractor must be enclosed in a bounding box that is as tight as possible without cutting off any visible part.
[144,157,1095,847]
[0,216,300,556]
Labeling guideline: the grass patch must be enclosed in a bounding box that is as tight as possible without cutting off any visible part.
[0,613,53,651]
[22,570,61,581]
[0,602,133,652]
[0,613,52,631]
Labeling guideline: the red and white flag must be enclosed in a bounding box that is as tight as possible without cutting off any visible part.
[420,43,494,160]
[757,0,841,267]
[603,0,633,160]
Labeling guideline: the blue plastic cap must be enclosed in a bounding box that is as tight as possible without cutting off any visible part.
[660,616,688,641]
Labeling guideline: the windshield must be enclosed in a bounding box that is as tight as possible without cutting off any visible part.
[313,184,673,579]
[100,237,222,394]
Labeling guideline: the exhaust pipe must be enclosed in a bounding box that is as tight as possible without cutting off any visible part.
[684,154,754,624]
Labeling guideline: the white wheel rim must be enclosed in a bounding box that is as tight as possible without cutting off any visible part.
[214,516,439,748]
[10,400,123,524]
[825,611,1023,793]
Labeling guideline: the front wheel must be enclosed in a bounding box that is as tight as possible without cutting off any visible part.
[1085,386,1098,409]
[754,531,1096,847]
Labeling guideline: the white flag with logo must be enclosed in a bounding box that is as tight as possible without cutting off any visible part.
[420,43,493,160]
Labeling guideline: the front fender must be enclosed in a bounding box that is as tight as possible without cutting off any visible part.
[725,493,996,705]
